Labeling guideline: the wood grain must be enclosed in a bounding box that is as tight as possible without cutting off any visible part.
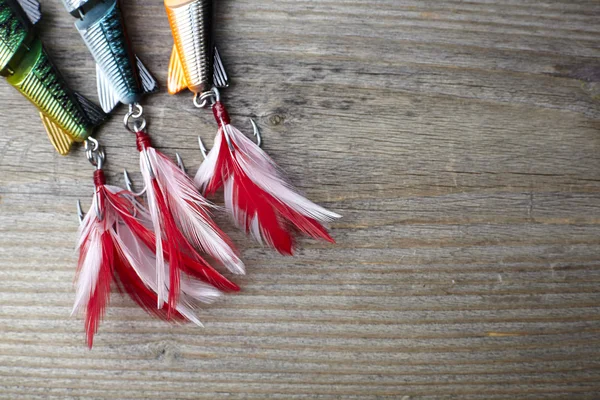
[1,0,599,398]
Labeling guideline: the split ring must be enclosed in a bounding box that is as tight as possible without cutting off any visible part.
[124,103,147,133]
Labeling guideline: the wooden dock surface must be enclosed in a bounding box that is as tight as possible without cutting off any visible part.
[0,0,599,398]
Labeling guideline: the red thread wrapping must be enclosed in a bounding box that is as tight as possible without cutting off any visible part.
[135,131,152,152]
[93,170,106,187]
[212,102,231,127]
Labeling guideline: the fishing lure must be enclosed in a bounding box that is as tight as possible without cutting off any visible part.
[62,0,244,332]
[0,0,105,155]
[164,0,341,255]
[61,0,158,113]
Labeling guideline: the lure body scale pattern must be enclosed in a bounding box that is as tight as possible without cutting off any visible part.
[0,0,105,154]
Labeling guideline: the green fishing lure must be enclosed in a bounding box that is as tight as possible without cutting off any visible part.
[0,0,105,154]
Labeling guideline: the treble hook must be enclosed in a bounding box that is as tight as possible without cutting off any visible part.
[76,194,103,223]
[123,169,148,197]
[121,169,146,218]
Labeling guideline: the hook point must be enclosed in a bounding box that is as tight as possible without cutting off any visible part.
[250,119,262,147]
[198,136,208,160]
[176,153,186,172]
[124,169,133,192]
[77,200,84,224]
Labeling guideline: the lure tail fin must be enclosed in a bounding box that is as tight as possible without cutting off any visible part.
[40,112,75,156]
[44,92,107,155]
[167,46,187,95]
[168,46,229,95]
[95,57,158,113]
[16,0,41,24]
[136,56,159,95]
[213,47,229,88]
[74,92,107,127]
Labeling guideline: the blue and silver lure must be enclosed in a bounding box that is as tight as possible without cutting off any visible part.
[61,0,158,113]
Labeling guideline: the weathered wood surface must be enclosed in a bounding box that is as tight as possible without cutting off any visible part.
[1,0,599,398]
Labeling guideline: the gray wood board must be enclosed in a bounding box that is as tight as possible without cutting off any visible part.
[0,0,599,398]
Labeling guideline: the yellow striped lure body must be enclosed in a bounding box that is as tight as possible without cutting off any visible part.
[0,0,105,155]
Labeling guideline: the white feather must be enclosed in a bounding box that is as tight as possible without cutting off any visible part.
[250,215,263,245]
[223,176,245,232]
[179,276,221,304]
[73,229,102,315]
[116,222,221,305]
[73,192,114,315]
[139,149,166,308]
[223,177,235,221]
[146,147,245,275]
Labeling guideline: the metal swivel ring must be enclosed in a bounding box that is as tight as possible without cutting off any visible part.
[193,87,221,108]
[84,137,105,170]
[124,103,147,133]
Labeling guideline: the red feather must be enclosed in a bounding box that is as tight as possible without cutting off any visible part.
[112,248,186,323]
[75,169,227,347]
[135,130,244,308]
[83,232,114,348]
[197,111,341,255]
[103,187,240,292]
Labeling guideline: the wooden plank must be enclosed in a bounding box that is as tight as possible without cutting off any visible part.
[0,0,599,398]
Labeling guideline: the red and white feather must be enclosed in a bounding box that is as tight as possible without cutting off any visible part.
[74,170,233,347]
[113,221,221,326]
[115,199,240,293]
[134,130,244,309]
[195,102,341,255]
[73,182,115,348]
[74,171,139,347]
